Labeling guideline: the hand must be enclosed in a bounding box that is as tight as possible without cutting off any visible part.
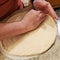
[33,0,58,20]
[21,9,46,31]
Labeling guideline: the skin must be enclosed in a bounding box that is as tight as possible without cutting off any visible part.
[0,0,58,40]
[33,0,58,20]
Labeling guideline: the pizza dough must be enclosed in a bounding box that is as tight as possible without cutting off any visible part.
[0,15,57,57]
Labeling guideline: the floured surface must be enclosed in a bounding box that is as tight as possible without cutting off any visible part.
[0,15,57,56]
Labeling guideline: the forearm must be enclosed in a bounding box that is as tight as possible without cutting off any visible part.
[0,22,27,40]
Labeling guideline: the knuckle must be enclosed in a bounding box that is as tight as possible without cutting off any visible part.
[30,10,40,17]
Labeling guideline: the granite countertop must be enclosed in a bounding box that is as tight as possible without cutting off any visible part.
[0,9,60,60]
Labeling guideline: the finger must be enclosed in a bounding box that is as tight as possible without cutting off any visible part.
[34,15,46,28]
[37,12,46,21]
[35,10,43,17]
[30,9,43,17]
[38,15,46,24]
[31,9,41,14]
[33,0,48,10]
[45,2,58,20]
[33,0,58,20]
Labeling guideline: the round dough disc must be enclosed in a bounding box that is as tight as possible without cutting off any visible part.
[0,8,57,56]
[8,15,57,56]
[1,8,57,56]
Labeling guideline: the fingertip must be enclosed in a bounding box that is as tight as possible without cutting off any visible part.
[33,0,48,7]
[53,16,59,20]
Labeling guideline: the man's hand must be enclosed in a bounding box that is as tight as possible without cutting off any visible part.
[21,9,46,31]
[33,0,58,20]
